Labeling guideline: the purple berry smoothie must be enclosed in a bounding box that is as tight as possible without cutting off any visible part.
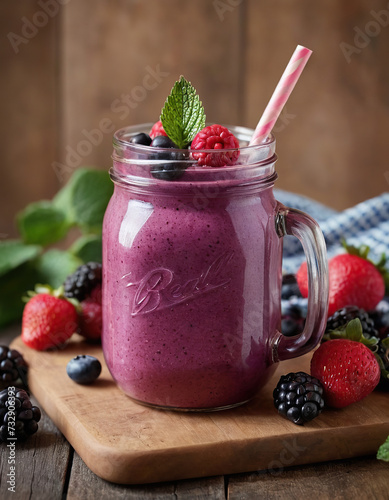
[102,142,283,409]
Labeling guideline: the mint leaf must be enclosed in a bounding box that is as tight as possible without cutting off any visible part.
[17,201,71,246]
[70,234,102,263]
[35,249,82,288]
[377,435,389,461]
[53,168,113,233]
[0,240,41,278]
[160,76,205,148]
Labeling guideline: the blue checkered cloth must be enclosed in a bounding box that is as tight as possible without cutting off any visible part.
[274,190,389,273]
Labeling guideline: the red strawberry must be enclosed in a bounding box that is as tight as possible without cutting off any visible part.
[149,120,167,139]
[297,252,385,317]
[22,292,78,351]
[310,339,380,408]
[78,285,102,341]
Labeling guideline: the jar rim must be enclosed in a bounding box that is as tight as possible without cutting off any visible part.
[113,123,275,164]
[111,123,277,190]
[113,123,274,150]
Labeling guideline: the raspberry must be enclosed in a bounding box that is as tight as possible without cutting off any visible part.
[191,124,240,167]
[149,121,167,139]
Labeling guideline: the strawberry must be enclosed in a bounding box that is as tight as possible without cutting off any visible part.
[149,120,167,139]
[21,288,78,351]
[78,292,102,342]
[310,339,380,408]
[297,243,385,317]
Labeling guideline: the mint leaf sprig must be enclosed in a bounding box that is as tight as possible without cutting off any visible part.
[160,76,205,149]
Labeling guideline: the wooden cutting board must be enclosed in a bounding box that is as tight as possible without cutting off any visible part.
[10,335,389,485]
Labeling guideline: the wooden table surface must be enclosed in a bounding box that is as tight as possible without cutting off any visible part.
[1,324,388,500]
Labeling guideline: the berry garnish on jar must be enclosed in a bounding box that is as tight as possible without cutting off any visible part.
[191,124,240,167]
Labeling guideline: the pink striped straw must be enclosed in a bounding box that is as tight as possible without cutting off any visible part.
[249,45,312,146]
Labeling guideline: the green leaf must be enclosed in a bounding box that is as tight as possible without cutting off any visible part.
[35,249,82,288]
[160,76,206,148]
[345,318,363,341]
[382,337,389,349]
[0,240,41,278]
[342,239,389,292]
[324,318,379,348]
[70,234,102,263]
[53,168,113,233]
[17,201,71,246]
[342,239,370,260]
[377,435,389,461]
[0,262,40,327]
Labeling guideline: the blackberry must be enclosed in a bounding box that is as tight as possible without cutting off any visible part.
[0,346,28,389]
[273,372,324,425]
[63,262,102,301]
[374,338,389,390]
[0,388,41,442]
[326,305,378,338]
[369,300,389,339]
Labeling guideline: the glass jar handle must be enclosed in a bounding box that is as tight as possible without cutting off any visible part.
[274,205,329,361]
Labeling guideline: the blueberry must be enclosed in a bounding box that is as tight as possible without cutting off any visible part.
[130,132,152,146]
[281,300,301,319]
[151,135,177,148]
[150,136,188,181]
[282,318,303,337]
[290,297,308,318]
[66,355,102,384]
[282,274,298,286]
[281,282,302,300]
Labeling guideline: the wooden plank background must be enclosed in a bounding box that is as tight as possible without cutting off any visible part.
[1,0,389,239]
